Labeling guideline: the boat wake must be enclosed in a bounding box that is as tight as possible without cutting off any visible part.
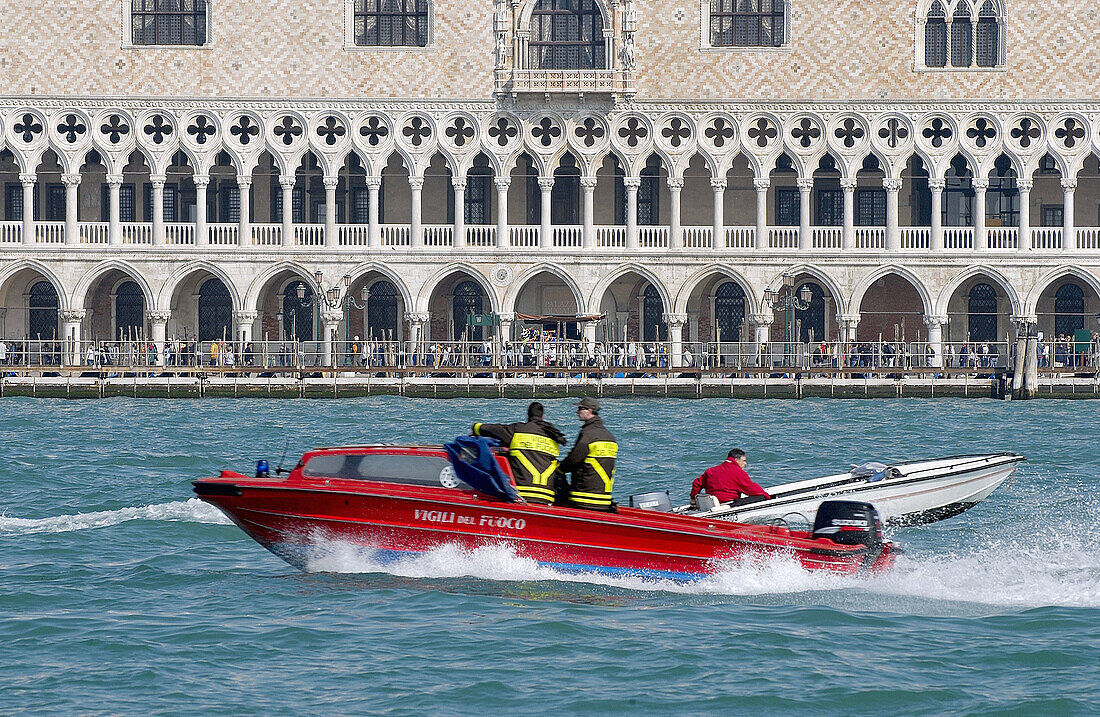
[301,535,1100,610]
[0,498,231,536]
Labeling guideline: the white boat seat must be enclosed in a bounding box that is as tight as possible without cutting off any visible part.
[695,494,721,512]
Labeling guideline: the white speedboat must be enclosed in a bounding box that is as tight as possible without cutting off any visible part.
[676,453,1024,526]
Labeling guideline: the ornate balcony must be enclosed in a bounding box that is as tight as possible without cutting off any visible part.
[494,68,634,99]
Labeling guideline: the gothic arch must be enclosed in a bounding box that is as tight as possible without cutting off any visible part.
[243,261,315,312]
[673,264,757,315]
[762,265,845,316]
[417,263,499,314]
[587,263,672,316]
[1025,266,1100,317]
[158,261,243,314]
[72,260,154,309]
[849,265,934,317]
[503,263,586,316]
[935,265,1022,317]
[0,260,69,312]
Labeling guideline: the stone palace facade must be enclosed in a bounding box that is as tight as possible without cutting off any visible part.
[2,0,1100,364]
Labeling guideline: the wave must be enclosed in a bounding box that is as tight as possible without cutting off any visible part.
[300,537,1100,610]
[0,498,231,535]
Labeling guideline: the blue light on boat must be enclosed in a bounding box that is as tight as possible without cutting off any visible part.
[256,460,270,478]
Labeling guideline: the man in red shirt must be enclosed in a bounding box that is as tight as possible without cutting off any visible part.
[690,449,771,506]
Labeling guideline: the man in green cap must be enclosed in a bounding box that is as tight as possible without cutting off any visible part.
[559,397,618,511]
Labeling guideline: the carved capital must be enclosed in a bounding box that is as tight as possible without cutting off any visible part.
[622,177,642,189]
[149,174,167,186]
[1016,179,1034,192]
[666,178,684,190]
[497,312,516,323]
[537,177,555,190]
[322,309,344,325]
[580,176,599,189]
[61,173,82,187]
[235,311,258,324]
[1061,178,1078,191]
[18,173,36,185]
[840,178,858,190]
[972,178,990,191]
[59,309,87,323]
[365,176,383,189]
[278,175,297,189]
[322,176,340,191]
[451,176,467,190]
[662,312,688,328]
[748,313,773,326]
[882,178,903,192]
[928,178,946,191]
[753,178,770,191]
[405,311,430,324]
[408,176,425,190]
[923,314,949,328]
[236,176,253,189]
[796,178,814,191]
[494,177,511,190]
[838,313,862,328]
[710,178,727,191]
[192,175,211,188]
[146,310,172,324]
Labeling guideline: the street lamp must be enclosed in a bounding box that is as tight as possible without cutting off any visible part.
[764,271,814,363]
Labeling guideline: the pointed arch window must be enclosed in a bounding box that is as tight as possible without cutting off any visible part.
[919,0,1003,70]
[967,283,999,343]
[528,0,606,70]
[1054,283,1085,338]
[28,281,59,341]
[924,1,947,67]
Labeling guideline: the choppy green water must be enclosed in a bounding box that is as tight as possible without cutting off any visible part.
[1,397,1098,715]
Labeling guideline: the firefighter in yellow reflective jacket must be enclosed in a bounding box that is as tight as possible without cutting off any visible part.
[559,397,618,511]
[472,402,567,505]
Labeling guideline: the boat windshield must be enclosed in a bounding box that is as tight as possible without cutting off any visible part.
[301,452,470,489]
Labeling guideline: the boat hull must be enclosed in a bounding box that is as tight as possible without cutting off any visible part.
[195,477,894,580]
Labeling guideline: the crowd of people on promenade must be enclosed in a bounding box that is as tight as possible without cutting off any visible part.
[5,333,1100,375]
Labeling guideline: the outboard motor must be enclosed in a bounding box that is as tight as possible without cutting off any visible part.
[629,491,673,512]
[812,500,884,548]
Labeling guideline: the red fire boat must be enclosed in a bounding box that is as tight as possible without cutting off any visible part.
[193,444,897,580]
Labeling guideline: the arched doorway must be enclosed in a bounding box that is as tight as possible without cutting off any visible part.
[282,282,315,341]
[366,280,399,340]
[28,281,59,340]
[115,281,145,340]
[714,281,745,342]
[856,273,927,342]
[452,280,485,340]
[967,283,998,342]
[197,278,232,341]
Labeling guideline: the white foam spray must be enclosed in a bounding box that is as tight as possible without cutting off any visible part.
[0,498,231,535]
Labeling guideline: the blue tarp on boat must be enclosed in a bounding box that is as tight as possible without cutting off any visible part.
[443,436,520,503]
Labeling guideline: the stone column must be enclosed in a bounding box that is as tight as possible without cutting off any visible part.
[323,176,339,248]
[235,311,257,345]
[62,173,81,246]
[107,174,124,246]
[667,177,684,250]
[750,313,773,367]
[710,178,726,249]
[924,314,947,368]
[973,178,988,250]
[60,309,86,365]
[409,176,424,248]
[1017,179,1032,252]
[279,175,295,247]
[624,177,641,249]
[884,177,902,252]
[147,310,171,367]
[322,310,342,367]
[753,178,769,250]
[796,178,813,250]
[841,178,856,250]
[237,176,252,246]
[405,311,430,364]
[498,312,515,346]
[151,173,166,246]
[838,313,861,343]
[581,176,597,249]
[494,177,510,248]
[538,177,554,248]
[929,178,945,251]
[366,176,382,248]
[664,312,687,367]
[452,176,467,249]
[193,175,209,246]
[19,173,35,244]
[1062,178,1076,251]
